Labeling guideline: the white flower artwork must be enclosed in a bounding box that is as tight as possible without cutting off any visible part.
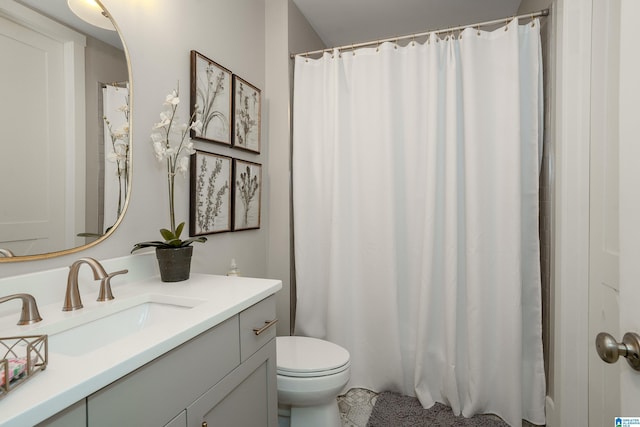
[232,159,261,230]
[232,76,261,153]
[190,50,232,146]
[190,151,232,235]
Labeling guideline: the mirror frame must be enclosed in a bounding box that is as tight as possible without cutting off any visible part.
[0,0,133,262]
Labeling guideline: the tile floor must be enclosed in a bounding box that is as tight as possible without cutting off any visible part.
[337,388,543,427]
[338,388,378,427]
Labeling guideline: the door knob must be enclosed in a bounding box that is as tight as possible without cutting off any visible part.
[595,332,640,371]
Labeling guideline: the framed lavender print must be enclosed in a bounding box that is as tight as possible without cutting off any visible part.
[232,159,261,230]
[232,75,261,153]
[190,151,232,236]
[190,50,232,146]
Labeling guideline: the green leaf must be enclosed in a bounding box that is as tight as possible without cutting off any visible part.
[165,238,183,247]
[160,228,176,241]
[131,225,207,253]
[180,236,207,246]
[131,241,168,253]
[175,222,185,239]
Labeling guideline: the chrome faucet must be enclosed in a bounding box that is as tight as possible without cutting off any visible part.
[0,293,43,325]
[62,257,128,311]
[0,248,15,257]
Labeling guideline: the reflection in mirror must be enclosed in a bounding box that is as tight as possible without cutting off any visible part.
[0,0,130,261]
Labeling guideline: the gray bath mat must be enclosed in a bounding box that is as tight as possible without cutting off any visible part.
[366,391,509,427]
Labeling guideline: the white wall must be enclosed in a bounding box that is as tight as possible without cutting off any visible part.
[547,0,592,425]
[265,0,324,335]
[265,0,290,335]
[0,0,268,279]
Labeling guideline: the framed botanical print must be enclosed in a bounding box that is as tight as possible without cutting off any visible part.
[232,159,261,230]
[232,75,261,153]
[190,150,232,235]
[190,50,232,146]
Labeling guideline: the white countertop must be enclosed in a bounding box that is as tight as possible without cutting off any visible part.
[0,273,281,427]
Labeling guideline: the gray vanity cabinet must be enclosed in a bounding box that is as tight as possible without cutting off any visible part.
[87,315,240,427]
[165,411,187,427]
[187,340,276,426]
[40,295,278,427]
[37,399,86,427]
[186,295,278,427]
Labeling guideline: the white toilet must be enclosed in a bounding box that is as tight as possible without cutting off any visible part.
[276,336,351,427]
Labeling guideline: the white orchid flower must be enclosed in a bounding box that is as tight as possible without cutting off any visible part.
[113,127,129,141]
[164,90,180,106]
[113,140,127,152]
[152,141,166,161]
[190,120,203,133]
[107,151,119,163]
[183,141,195,155]
[144,84,205,242]
[107,147,127,163]
[176,156,190,175]
[153,119,170,129]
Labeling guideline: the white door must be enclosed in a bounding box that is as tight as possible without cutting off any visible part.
[0,2,86,256]
[589,0,640,423]
[616,0,640,416]
[588,0,621,423]
[0,13,67,255]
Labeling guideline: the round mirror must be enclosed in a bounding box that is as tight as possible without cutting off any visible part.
[0,0,131,261]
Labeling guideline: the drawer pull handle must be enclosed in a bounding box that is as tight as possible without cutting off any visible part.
[253,319,278,335]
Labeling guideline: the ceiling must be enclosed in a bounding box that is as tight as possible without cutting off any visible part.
[17,0,123,49]
[15,1,526,53]
[291,0,524,48]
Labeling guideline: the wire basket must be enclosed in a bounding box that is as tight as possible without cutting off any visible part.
[0,335,48,398]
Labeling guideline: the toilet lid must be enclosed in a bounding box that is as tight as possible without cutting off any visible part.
[277,336,350,377]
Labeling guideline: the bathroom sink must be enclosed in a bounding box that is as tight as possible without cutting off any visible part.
[38,295,205,356]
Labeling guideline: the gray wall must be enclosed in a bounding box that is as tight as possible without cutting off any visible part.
[266,0,324,334]
[518,0,553,14]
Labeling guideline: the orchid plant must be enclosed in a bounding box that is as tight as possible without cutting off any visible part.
[132,84,207,252]
[104,99,130,220]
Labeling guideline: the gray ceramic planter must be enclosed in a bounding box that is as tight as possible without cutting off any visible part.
[155,246,193,282]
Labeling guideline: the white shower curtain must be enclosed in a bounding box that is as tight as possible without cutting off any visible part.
[292,19,545,426]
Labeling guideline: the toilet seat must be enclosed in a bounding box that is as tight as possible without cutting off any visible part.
[277,336,350,378]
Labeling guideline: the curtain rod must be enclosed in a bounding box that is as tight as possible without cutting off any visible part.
[290,8,549,59]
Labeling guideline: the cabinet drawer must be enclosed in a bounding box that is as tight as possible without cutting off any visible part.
[239,295,277,361]
[88,316,240,427]
[36,399,86,427]
[186,339,277,427]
